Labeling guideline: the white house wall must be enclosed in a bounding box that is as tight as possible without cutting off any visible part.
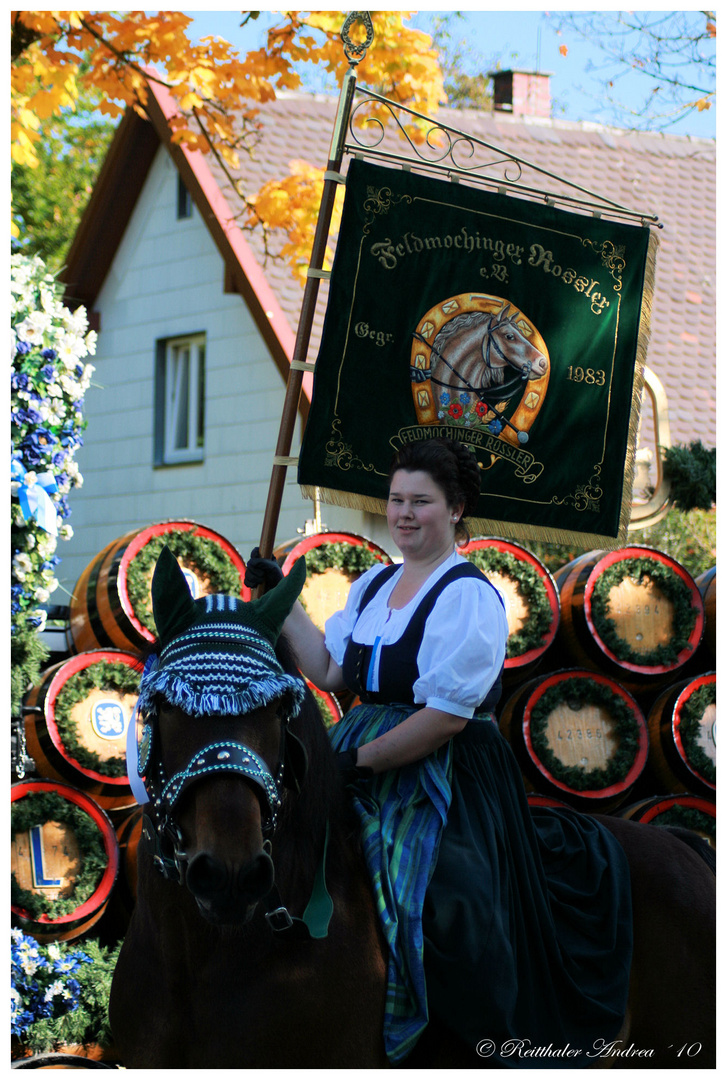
[58,145,390,597]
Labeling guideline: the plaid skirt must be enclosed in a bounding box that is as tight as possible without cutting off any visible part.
[329,706,633,1067]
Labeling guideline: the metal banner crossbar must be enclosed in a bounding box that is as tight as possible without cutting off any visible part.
[257,11,664,557]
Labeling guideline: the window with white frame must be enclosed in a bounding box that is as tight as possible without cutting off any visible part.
[155,333,205,465]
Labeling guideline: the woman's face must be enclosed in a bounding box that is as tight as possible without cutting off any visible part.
[387,469,463,561]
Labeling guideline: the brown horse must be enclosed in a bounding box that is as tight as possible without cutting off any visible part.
[110,638,715,1068]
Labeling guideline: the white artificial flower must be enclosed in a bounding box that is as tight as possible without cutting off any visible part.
[34,587,51,604]
[59,374,84,400]
[10,326,17,360]
[59,524,74,540]
[85,330,98,356]
[19,310,51,342]
[33,608,48,632]
[47,944,61,961]
[44,980,64,1002]
[13,553,33,580]
[63,306,85,333]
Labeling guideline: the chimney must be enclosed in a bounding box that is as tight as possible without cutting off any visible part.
[489,69,552,119]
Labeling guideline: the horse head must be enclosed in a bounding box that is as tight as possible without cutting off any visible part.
[483,306,548,381]
[135,547,310,926]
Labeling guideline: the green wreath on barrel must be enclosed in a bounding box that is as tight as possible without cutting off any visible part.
[464,547,554,659]
[126,529,243,635]
[11,792,108,920]
[590,556,698,666]
[678,683,716,786]
[654,805,716,842]
[53,661,141,778]
[302,541,388,576]
[530,678,641,791]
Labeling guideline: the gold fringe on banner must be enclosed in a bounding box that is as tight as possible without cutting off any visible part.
[617,227,660,544]
[301,486,633,551]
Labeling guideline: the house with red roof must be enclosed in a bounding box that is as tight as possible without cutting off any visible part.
[57,71,715,593]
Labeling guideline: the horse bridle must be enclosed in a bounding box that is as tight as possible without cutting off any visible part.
[138,704,302,886]
[411,328,533,443]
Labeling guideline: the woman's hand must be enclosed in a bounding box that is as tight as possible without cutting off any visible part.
[355,706,468,774]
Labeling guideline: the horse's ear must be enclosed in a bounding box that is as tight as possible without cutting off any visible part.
[251,556,307,644]
[494,304,512,325]
[151,546,196,643]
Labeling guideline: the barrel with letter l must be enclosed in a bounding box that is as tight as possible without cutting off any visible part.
[555,546,705,693]
[461,536,560,685]
[499,668,649,811]
[69,520,249,654]
[646,673,716,798]
[11,779,120,943]
[24,650,141,812]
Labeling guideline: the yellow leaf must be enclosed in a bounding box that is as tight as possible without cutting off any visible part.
[559,44,568,57]
[696,98,712,112]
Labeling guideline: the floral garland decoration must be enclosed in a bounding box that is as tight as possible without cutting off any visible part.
[11,930,120,1053]
[125,529,243,634]
[11,253,96,717]
[678,683,716,786]
[589,556,698,666]
[53,661,141,778]
[303,541,388,576]
[464,547,554,658]
[11,792,108,920]
[529,678,641,791]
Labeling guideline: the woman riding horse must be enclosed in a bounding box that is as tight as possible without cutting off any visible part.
[246,437,633,1066]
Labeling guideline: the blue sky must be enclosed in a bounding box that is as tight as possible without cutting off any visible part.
[183,9,715,140]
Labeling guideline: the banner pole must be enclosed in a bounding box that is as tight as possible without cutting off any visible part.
[257,14,374,560]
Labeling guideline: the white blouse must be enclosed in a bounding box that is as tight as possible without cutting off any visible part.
[325,551,508,719]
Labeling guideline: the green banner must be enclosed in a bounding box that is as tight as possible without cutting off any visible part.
[298,160,657,546]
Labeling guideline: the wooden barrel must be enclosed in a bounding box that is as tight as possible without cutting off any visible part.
[556,546,705,692]
[24,651,141,811]
[107,806,145,928]
[11,779,120,943]
[499,668,649,811]
[278,532,393,632]
[618,794,716,849]
[695,566,716,663]
[69,520,249,654]
[646,673,716,798]
[526,792,571,810]
[461,537,560,684]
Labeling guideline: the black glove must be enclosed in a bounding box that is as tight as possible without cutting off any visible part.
[336,747,373,787]
[244,547,284,590]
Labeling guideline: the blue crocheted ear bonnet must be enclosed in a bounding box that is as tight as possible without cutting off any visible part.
[137,546,307,719]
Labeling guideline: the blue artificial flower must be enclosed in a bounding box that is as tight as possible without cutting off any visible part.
[11,372,30,392]
[40,364,56,381]
[41,348,57,361]
[15,341,32,356]
[488,419,504,435]
[440,390,451,405]
[460,392,471,405]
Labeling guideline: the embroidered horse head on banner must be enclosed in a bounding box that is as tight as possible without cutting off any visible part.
[410,294,550,448]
